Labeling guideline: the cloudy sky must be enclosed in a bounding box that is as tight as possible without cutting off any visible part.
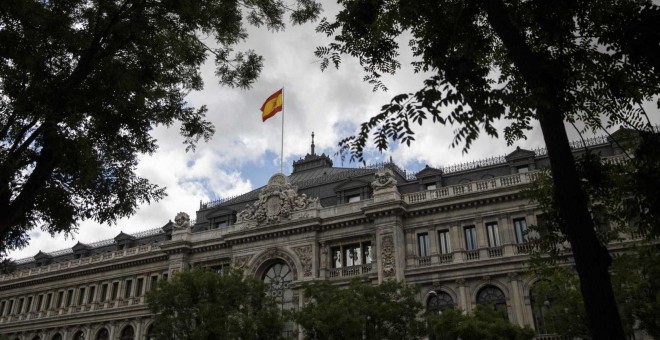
[8,5,660,260]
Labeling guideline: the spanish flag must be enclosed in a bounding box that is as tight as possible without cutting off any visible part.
[260,88,283,122]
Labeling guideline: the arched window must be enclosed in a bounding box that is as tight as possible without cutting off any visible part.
[32,336,41,340]
[476,285,507,316]
[51,334,62,340]
[72,331,85,340]
[120,326,135,340]
[530,282,555,334]
[427,291,454,314]
[145,325,156,340]
[263,262,294,303]
[262,261,295,337]
[96,328,109,340]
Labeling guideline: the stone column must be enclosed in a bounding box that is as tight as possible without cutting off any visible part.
[456,279,470,312]
[318,241,327,278]
[508,272,526,327]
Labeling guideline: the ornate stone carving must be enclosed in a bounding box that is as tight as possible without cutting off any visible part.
[293,245,313,277]
[233,254,253,268]
[236,173,321,226]
[371,168,397,192]
[173,212,191,230]
[250,247,299,280]
[380,235,396,278]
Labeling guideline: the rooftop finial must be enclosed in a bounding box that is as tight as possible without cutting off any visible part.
[311,131,316,155]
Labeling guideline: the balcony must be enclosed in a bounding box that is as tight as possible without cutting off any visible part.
[418,256,432,266]
[403,171,540,204]
[328,263,373,278]
[487,246,504,258]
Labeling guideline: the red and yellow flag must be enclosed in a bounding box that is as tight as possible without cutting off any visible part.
[260,88,283,122]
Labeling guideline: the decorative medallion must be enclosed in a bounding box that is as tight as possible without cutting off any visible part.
[236,173,321,226]
[293,245,313,277]
[381,235,396,278]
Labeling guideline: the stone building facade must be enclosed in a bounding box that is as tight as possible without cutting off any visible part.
[0,132,640,340]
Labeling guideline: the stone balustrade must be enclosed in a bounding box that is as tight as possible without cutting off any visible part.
[0,244,161,282]
[327,263,373,278]
[403,171,540,204]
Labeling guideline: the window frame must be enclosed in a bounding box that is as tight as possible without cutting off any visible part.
[464,225,478,251]
[437,229,452,254]
[417,232,431,257]
[485,221,501,247]
[514,218,529,244]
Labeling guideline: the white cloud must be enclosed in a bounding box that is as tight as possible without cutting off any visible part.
[7,5,660,261]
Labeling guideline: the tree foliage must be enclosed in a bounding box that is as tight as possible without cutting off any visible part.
[321,1,660,157]
[0,0,321,256]
[427,305,535,340]
[532,247,660,339]
[526,133,660,338]
[146,268,287,340]
[294,279,426,340]
[527,131,660,259]
[313,1,660,338]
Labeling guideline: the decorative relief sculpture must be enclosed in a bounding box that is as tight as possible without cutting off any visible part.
[236,173,321,227]
[371,168,397,192]
[381,235,396,278]
[293,245,313,277]
[172,212,191,230]
[233,254,253,268]
[250,247,299,280]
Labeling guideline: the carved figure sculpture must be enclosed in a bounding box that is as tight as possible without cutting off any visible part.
[173,212,191,230]
[381,235,396,278]
[371,168,397,191]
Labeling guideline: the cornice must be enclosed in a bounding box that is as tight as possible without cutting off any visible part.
[405,192,524,218]
[0,255,168,291]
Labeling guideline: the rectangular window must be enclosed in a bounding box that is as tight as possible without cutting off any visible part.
[418,233,430,257]
[112,282,119,300]
[78,288,86,305]
[347,194,361,203]
[56,291,63,308]
[486,222,501,247]
[517,165,529,173]
[150,275,159,291]
[362,242,373,264]
[331,247,342,268]
[136,278,144,296]
[101,284,108,302]
[514,218,529,244]
[45,293,52,309]
[426,184,437,191]
[26,297,33,312]
[438,230,451,254]
[0,301,5,316]
[88,286,96,304]
[66,290,73,307]
[344,244,362,266]
[7,300,13,315]
[125,280,133,299]
[17,298,24,314]
[163,273,169,281]
[214,221,227,228]
[37,295,43,311]
[464,226,477,250]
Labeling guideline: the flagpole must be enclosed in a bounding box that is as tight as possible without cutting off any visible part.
[280,87,284,174]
